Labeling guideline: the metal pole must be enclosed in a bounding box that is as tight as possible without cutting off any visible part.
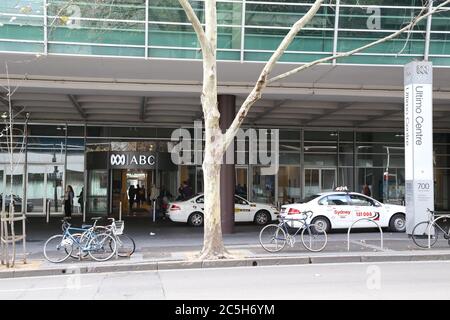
[43,0,48,55]
[332,0,341,66]
[119,201,122,221]
[22,215,26,264]
[153,199,156,222]
[424,0,433,61]
[145,0,149,59]
[1,213,4,265]
[240,0,246,63]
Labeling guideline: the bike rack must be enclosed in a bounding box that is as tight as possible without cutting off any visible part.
[347,218,383,251]
[427,215,450,248]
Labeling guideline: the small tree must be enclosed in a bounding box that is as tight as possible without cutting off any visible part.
[0,62,28,267]
[177,0,450,260]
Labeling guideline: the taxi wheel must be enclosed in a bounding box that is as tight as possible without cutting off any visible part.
[188,212,204,227]
[311,216,331,233]
[254,210,271,225]
[389,213,406,232]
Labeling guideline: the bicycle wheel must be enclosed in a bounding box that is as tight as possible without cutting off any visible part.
[112,234,136,257]
[88,233,117,262]
[259,224,287,253]
[67,233,89,260]
[301,224,327,252]
[43,235,72,263]
[412,221,438,248]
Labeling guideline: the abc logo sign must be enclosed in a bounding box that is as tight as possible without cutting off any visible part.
[110,153,156,167]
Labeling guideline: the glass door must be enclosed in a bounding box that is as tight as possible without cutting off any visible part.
[321,169,337,192]
[235,166,248,200]
[304,168,337,197]
[46,164,65,215]
[304,169,320,197]
[196,167,203,195]
[87,170,108,215]
[27,165,46,215]
[4,165,24,214]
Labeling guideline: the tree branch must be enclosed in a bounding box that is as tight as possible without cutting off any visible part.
[224,0,324,149]
[268,0,450,84]
[177,0,213,59]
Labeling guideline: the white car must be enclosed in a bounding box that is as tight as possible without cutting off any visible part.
[280,192,406,233]
[167,194,279,227]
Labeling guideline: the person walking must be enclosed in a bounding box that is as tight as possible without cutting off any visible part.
[182,181,193,199]
[135,185,141,208]
[64,185,75,219]
[140,185,146,206]
[78,187,84,214]
[128,185,135,212]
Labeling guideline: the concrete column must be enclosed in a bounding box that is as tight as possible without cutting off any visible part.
[219,95,236,234]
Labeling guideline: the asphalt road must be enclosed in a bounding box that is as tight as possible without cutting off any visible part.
[1,260,450,300]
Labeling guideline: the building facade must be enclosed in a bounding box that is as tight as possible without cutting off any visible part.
[0,0,449,218]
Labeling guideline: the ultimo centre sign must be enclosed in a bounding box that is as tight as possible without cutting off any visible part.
[404,61,434,235]
[109,152,157,169]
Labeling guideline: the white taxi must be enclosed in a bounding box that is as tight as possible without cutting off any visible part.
[280,192,406,233]
[167,194,279,227]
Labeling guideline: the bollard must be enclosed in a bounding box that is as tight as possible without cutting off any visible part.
[45,200,49,223]
[83,200,86,223]
[153,199,156,222]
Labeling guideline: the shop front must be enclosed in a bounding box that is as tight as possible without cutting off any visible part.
[3,124,450,219]
[86,150,177,218]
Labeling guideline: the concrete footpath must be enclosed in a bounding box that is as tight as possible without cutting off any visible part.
[1,217,450,278]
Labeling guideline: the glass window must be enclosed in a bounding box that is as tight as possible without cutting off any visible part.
[252,166,275,204]
[235,167,248,200]
[196,196,204,204]
[320,194,350,206]
[234,196,247,205]
[349,194,374,206]
[278,166,300,204]
[87,170,108,215]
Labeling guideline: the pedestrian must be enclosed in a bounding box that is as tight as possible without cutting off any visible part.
[158,186,173,218]
[176,184,184,201]
[182,181,193,199]
[139,185,146,206]
[64,185,75,219]
[135,185,141,208]
[362,184,371,197]
[128,185,135,212]
[78,187,84,214]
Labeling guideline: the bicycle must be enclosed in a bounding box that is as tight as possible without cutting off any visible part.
[259,211,327,253]
[43,218,117,263]
[104,218,135,257]
[411,208,450,248]
[63,217,110,260]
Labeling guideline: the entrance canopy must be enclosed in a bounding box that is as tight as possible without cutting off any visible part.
[0,54,450,129]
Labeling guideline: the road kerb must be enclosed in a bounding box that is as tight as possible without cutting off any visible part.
[1,252,450,278]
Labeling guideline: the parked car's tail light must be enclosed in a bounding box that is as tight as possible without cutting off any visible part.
[170,204,181,211]
[288,208,301,215]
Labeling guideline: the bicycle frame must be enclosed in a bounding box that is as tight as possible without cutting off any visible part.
[62,223,106,254]
[277,216,308,239]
